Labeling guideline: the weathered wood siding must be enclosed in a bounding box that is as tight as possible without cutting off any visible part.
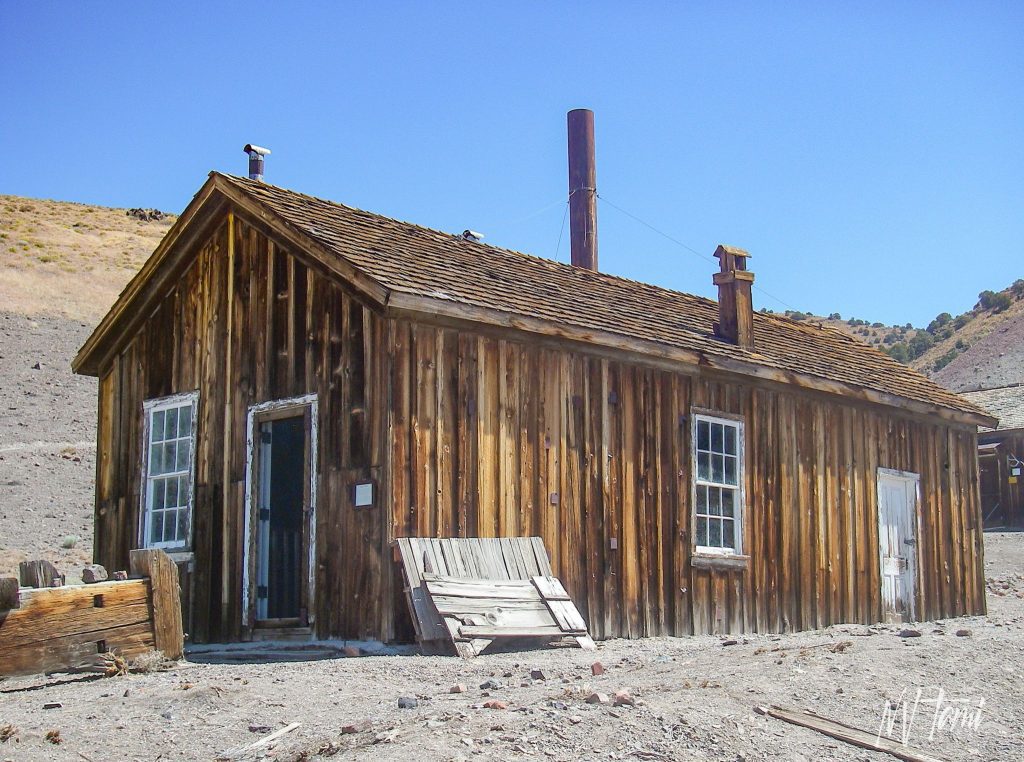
[386,320,986,639]
[93,212,389,642]
[92,202,986,645]
[980,430,1024,527]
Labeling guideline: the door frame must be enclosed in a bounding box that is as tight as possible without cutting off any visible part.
[876,467,921,623]
[241,393,319,632]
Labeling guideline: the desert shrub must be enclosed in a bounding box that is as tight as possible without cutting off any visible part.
[979,290,1012,312]
[871,321,884,328]
[953,313,972,329]
[955,338,968,350]
[1012,279,1024,297]
[927,312,952,333]
[908,331,934,359]
[789,311,808,321]
[61,534,79,549]
[933,349,959,371]
[828,312,842,320]
[886,343,910,363]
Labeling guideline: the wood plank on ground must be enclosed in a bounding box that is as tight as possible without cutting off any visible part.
[756,705,947,762]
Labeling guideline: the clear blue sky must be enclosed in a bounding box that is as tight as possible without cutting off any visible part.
[2,2,1020,326]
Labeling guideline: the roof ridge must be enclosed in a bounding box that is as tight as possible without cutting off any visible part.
[218,173,723,305]
[215,173,867,339]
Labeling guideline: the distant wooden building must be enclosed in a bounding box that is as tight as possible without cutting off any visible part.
[73,172,995,644]
[962,385,1024,528]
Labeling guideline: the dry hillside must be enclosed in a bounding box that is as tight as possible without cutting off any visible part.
[0,194,174,321]
[767,280,1024,392]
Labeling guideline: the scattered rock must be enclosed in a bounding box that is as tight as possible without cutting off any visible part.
[398,697,418,709]
[45,729,61,745]
[585,692,610,705]
[342,720,371,734]
[31,362,41,370]
[530,668,547,681]
[898,629,922,638]
[112,570,128,581]
[342,646,362,657]
[613,689,635,707]
[247,723,271,734]
[126,208,169,222]
[480,679,503,690]
[591,661,605,676]
[482,700,508,710]
[721,639,739,646]
[548,700,569,711]
[449,683,467,694]
[956,629,973,637]
[82,564,108,584]
[43,702,62,710]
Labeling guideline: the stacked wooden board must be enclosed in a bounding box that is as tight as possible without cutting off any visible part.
[0,549,183,677]
[394,537,595,657]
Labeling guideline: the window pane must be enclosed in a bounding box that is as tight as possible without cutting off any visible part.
[176,507,188,543]
[724,455,737,485]
[709,518,722,547]
[711,423,723,452]
[179,404,193,436]
[175,439,190,472]
[697,452,710,480]
[723,518,735,549]
[152,479,166,511]
[696,485,707,514]
[724,425,737,456]
[150,510,164,545]
[721,489,734,517]
[696,516,708,546]
[164,442,178,475]
[166,477,179,509]
[708,487,721,516]
[165,409,178,439]
[151,410,165,443]
[163,509,176,543]
[712,454,724,483]
[697,420,709,451]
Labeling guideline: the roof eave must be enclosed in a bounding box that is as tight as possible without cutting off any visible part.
[72,174,224,377]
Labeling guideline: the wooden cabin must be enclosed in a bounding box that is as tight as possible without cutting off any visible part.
[73,172,996,644]
[962,385,1024,528]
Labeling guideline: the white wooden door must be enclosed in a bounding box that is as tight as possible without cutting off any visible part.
[877,470,919,623]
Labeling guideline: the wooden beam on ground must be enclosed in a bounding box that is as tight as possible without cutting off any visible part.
[216,722,301,760]
[755,705,947,762]
[129,549,184,660]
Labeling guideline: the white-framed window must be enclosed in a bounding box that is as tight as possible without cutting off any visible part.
[140,391,199,550]
[692,413,744,555]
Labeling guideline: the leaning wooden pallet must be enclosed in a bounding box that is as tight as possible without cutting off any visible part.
[393,536,595,657]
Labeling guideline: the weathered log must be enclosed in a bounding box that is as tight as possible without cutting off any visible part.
[129,549,184,660]
[18,560,63,588]
[1,577,19,610]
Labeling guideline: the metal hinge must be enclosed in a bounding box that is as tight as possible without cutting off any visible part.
[257,585,268,600]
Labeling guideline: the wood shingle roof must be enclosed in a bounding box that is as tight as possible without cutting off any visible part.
[215,173,989,424]
[962,385,1024,432]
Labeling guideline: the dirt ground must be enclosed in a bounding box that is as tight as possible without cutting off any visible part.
[2,310,1023,762]
[0,536,1021,762]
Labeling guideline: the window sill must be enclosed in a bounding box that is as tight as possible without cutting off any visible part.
[691,552,750,571]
